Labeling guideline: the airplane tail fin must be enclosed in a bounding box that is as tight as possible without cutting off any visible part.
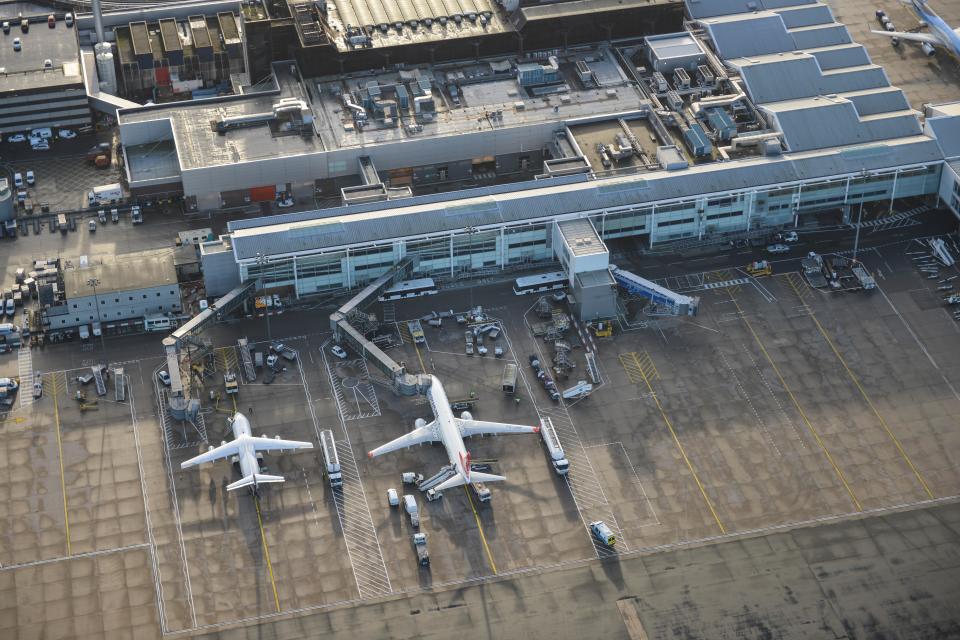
[226,473,285,492]
[434,470,506,492]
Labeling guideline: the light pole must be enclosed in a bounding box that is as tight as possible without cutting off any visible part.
[255,253,272,341]
[852,168,866,262]
[87,277,106,354]
[465,226,477,308]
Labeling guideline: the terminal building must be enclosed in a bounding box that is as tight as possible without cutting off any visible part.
[123,0,960,314]
[44,250,183,334]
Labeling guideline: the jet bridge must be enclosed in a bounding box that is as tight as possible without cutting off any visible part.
[610,265,699,316]
[330,260,430,395]
[165,280,257,419]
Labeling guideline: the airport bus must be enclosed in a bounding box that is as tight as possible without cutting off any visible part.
[378,278,438,302]
[512,271,567,296]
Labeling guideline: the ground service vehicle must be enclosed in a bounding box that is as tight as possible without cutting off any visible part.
[144,316,172,332]
[57,213,67,234]
[224,373,238,395]
[513,271,567,295]
[501,363,518,394]
[413,533,430,567]
[87,183,122,206]
[157,370,171,386]
[88,220,96,232]
[110,208,119,223]
[387,488,399,506]
[590,520,616,547]
[330,344,348,359]
[540,417,569,476]
[320,429,343,488]
[378,278,438,302]
[403,494,420,527]
[408,320,426,345]
[746,260,772,277]
[472,481,491,503]
[766,244,790,255]
[131,206,143,224]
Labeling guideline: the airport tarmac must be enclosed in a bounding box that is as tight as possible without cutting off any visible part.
[1,219,959,638]
[829,0,960,110]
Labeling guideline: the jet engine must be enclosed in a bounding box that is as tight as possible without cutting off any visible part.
[460,411,473,421]
[922,42,936,57]
[414,418,427,429]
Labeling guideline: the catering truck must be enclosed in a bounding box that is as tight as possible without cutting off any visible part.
[540,417,569,476]
[320,429,343,488]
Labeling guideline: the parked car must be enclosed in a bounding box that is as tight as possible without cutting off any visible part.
[766,244,790,255]
[25,170,35,186]
[13,37,21,51]
[387,488,399,507]
[13,173,23,188]
[58,129,76,139]
[330,344,348,360]
[157,370,171,386]
[7,134,26,143]
[782,231,798,243]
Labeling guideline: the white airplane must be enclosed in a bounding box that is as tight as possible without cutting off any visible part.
[872,0,960,59]
[181,412,313,493]
[367,375,540,492]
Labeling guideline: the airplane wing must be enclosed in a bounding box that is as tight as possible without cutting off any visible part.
[871,29,941,45]
[457,419,540,438]
[246,436,314,453]
[181,440,242,469]
[368,423,438,457]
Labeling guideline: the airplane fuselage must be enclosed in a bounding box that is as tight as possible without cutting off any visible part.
[425,378,472,480]
[913,0,960,58]
[230,413,260,479]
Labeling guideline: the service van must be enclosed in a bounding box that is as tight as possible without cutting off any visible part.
[144,316,172,332]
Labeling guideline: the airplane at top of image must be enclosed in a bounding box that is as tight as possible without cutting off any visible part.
[180,412,313,494]
[873,0,960,59]
[368,375,540,493]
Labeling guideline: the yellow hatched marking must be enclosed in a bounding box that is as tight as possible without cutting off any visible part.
[618,352,644,384]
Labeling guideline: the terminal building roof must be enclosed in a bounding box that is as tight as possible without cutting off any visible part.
[225,134,943,260]
[695,0,922,153]
[62,250,178,298]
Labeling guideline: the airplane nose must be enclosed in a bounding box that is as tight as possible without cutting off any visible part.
[367,451,374,458]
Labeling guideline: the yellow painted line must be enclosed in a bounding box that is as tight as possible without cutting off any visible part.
[809,312,934,499]
[254,496,282,613]
[51,372,72,556]
[412,341,426,373]
[463,486,498,575]
[729,294,863,512]
[635,355,725,534]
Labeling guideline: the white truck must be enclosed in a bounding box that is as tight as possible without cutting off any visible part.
[403,494,420,527]
[412,532,430,567]
[87,183,122,207]
[320,429,343,488]
[407,320,426,345]
[471,481,491,503]
[540,417,569,476]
